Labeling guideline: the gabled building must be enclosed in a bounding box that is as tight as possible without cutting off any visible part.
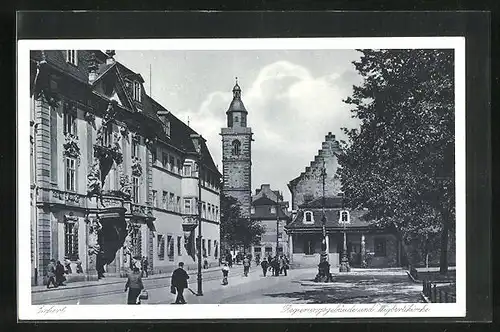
[30,50,221,285]
[285,132,402,269]
[250,184,290,259]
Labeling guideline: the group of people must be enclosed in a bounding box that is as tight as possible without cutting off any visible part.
[46,258,84,289]
[260,255,289,277]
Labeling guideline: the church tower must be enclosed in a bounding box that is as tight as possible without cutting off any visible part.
[221,79,253,218]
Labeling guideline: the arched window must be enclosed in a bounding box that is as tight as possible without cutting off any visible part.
[231,140,241,156]
[304,211,314,224]
[340,210,350,223]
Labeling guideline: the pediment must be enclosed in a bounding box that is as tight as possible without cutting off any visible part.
[93,67,136,112]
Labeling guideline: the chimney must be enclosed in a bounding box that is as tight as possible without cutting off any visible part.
[105,50,116,65]
[88,52,99,84]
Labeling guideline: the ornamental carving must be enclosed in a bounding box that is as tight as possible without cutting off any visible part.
[119,173,132,198]
[63,132,81,161]
[87,161,102,197]
[119,124,130,138]
[131,156,143,177]
[51,189,81,204]
[32,53,60,108]
[84,111,96,126]
[103,101,118,125]
[145,137,155,151]
[85,216,102,256]
[64,214,79,223]
[64,101,77,116]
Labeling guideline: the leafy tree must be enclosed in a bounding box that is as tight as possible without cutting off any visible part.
[220,194,266,254]
[338,49,455,274]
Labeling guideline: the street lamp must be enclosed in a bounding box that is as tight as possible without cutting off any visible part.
[339,192,350,273]
[190,133,205,296]
[275,202,280,258]
[315,160,332,282]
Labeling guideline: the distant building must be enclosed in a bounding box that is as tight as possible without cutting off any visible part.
[285,132,403,269]
[30,50,221,285]
[250,184,290,259]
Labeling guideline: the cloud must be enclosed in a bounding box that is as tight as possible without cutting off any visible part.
[177,60,361,201]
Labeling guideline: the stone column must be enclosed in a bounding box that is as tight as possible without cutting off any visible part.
[325,234,330,257]
[288,233,293,262]
[361,233,366,268]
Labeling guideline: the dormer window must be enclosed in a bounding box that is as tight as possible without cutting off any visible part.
[133,81,141,102]
[303,211,314,224]
[66,50,78,66]
[339,210,350,224]
[251,206,255,214]
[270,206,276,214]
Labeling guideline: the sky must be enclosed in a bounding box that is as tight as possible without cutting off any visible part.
[115,50,363,204]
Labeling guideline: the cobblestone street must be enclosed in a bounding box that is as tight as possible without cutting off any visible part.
[32,267,423,305]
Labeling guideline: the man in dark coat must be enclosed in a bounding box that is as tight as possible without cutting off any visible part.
[46,259,57,288]
[171,262,189,304]
[260,259,269,277]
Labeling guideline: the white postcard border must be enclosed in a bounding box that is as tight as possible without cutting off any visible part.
[18,37,466,320]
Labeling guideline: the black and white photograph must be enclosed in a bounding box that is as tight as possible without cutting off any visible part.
[18,37,466,320]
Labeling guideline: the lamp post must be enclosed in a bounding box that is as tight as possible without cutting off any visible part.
[315,159,331,282]
[190,134,205,296]
[339,192,350,272]
[276,202,280,257]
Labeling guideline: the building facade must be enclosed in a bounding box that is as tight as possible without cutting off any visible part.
[220,81,253,219]
[250,184,290,260]
[30,50,221,285]
[285,132,402,269]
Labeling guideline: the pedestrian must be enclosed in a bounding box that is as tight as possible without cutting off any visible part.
[46,259,57,289]
[142,256,149,278]
[55,260,67,286]
[221,262,229,285]
[124,265,144,304]
[280,255,288,276]
[76,260,84,274]
[64,257,72,274]
[226,253,233,268]
[273,256,280,276]
[260,259,268,277]
[242,255,251,277]
[267,254,272,265]
[171,262,189,304]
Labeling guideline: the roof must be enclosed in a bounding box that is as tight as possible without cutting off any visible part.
[298,196,344,209]
[252,195,278,206]
[285,209,379,231]
[226,82,248,114]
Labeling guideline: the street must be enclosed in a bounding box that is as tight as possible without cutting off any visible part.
[32,267,423,305]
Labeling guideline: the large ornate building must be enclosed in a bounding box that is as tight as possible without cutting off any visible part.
[30,50,221,285]
[220,81,253,219]
[285,132,403,269]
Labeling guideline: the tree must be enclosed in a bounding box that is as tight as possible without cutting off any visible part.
[220,194,266,254]
[338,49,455,274]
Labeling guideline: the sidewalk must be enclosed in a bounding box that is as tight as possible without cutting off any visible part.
[32,264,243,293]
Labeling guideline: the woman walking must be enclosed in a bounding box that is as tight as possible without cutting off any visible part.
[124,265,144,304]
[221,262,230,285]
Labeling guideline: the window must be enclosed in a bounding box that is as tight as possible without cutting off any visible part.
[169,193,175,207]
[208,204,212,220]
[214,240,218,259]
[157,234,165,260]
[66,50,77,66]
[132,176,140,203]
[374,238,387,257]
[254,247,261,253]
[265,247,273,255]
[184,198,192,214]
[169,156,175,172]
[177,159,182,174]
[63,110,76,135]
[133,81,141,102]
[183,163,192,177]
[132,140,139,158]
[215,207,219,221]
[177,236,182,256]
[152,190,157,207]
[270,206,276,214]
[65,157,76,191]
[208,239,212,256]
[177,196,181,212]
[131,227,142,258]
[202,203,206,219]
[304,238,316,255]
[103,124,112,147]
[162,191,168,209]
[304,211,314,223]
[151,149,157,164]
[202,239,207,257]
[231,140,241,156]
[277,246,284,254]
[64,221,79,260]
[234,116,239,123]
[340,210,350,224]
[167,235,174,261]
[162,153,168,168]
